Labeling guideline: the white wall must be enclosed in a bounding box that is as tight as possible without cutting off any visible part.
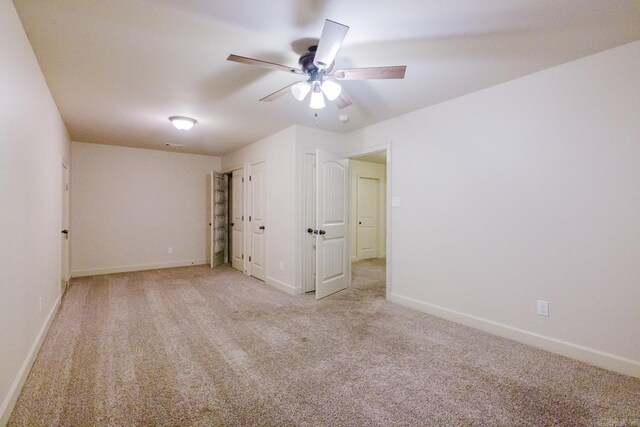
[222,126,298,293]
[349,160,387,260]
[342,41,640,377]
[71,142,221,276]
[0,1,71,422]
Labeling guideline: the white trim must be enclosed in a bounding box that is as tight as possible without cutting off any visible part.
[266,276,303,295]
[222,164,244,174]
[72,259,207,277]
[0,295,61,425]
[389,292,640,379]
[343,143,390,160]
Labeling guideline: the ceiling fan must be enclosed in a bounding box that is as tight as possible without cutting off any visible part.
[227,19,407,110]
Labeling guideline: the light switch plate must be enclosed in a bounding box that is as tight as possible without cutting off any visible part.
[537,300,549,316]
[391,197,400,207]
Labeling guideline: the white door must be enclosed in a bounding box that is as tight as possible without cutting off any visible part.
[60,163,69,296]
[207,172,213,266]
[231,168,244,272]
[315,149,349,299]
[357,177,379,260]
[250,161,267,281]
[303,153,316,293]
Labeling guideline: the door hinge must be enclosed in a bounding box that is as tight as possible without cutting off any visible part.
[249,256,251,262]
[249,216,252,221]
[242,254,244,260]
[242,215,244,220]
[242,177,244,183]
[249,176,252,181]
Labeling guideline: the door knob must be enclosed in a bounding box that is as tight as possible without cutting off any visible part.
[230,222,234,226]
[307,228,314,234]
[61,230,68,235]
[359,221,362,225]
[259,226,265,230]
[319,230,326,235]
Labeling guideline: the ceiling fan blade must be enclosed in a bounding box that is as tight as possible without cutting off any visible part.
[313,19,349,70]
[227,54,304,75]
[333,65,406,80]
[259,83,297,102]
[335,91,352,109]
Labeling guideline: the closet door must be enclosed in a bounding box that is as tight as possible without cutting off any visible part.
[231,168,245,272]
[249,161,266,281]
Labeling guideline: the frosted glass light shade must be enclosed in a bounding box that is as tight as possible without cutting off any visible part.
[309,90,325,109]
[169,116,197,130]
[291,81,311,101]
[321,80,342,101]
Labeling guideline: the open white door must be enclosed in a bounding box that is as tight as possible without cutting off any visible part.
[208,172,214,267]
[315,149,349,299]
[60,163,69,296]
[231,168,244,272]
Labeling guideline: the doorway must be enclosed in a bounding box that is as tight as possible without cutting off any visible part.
[302,147,389,299]
[209,171,228,269]
[209,163,267,283]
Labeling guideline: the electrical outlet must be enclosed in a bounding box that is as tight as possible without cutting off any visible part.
[168,246,173,254]
[279,261,284,271]
[537,300,549,317]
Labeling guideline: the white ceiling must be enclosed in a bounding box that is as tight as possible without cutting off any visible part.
[14,0,640,156]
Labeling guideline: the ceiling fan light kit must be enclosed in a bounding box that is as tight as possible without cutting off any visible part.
[169,116,197,130]
[227,19,407,111]
[291,81,311,101]
[321,79,341,101]
[310,87,326,110]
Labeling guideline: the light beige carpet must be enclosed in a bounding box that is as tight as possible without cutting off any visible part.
[9,259,640,426]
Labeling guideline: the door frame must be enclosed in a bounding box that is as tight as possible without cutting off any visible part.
[345,144,392,298]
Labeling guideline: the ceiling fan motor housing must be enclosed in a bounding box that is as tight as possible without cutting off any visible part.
[299,46,321,74]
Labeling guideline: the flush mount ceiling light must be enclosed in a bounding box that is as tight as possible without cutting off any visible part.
[169,116,197,130]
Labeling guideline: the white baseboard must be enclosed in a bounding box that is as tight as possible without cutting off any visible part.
[72,259,207,277]
[388,293,640,379]
[0,295,60,425]
[266,276,302,295]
